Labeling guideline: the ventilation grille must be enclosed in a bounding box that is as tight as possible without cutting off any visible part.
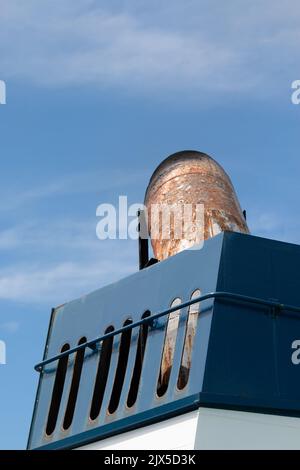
[45,290,201,436]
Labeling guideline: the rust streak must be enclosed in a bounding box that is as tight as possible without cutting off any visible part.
[145,150,249,261]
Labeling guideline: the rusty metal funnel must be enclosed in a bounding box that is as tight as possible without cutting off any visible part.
[144,150,249,261]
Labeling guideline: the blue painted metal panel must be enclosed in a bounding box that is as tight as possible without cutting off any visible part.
[28,232,300,449]
[28,233,223,449]
[203,232,300,411]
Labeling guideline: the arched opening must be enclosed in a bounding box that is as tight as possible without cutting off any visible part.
[108,319,133,414]
[63,337,87,430]
[90,326,114,421]
[157,298,181,397]
[177,289,201,390]
[46,343,70,436]
[127,311,151,408]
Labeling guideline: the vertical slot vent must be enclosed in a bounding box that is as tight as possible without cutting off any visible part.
[90,326,114,421]
[108,319,133,414]
[46,343,70,436]
[157,298,181,397]
[63,336,87,430]
[177,289,201,390]
[127,311,151,408]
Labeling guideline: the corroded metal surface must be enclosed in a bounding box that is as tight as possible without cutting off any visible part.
[157,297,181,397]
[157,290,201,395]
[145,150,249,260]
[177,289,201,390]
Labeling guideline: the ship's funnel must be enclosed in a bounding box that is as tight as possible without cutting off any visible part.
[144,150,249,261]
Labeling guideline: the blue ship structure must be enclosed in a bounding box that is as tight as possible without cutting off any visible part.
[27,231,300,450]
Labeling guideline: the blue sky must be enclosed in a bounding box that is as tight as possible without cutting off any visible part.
[0,0,299,449]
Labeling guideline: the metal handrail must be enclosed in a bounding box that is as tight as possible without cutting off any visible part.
[34,291,300,372]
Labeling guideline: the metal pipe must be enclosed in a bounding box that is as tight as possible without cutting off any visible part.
[138,209,149,270]
[144,150,250,260]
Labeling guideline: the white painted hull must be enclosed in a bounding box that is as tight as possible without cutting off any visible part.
[78,408,300,450]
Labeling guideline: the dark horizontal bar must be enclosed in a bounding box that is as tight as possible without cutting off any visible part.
[34,291,300,372]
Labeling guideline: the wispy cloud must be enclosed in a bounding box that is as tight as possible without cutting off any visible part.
[0,249,136,304]
[0,321,20,333]
[0,220,95,251]
[0,214,137,304]
[0,1,236,91]
[0,163,144,304]
[0,168,146,212]
[0,0,299,96]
